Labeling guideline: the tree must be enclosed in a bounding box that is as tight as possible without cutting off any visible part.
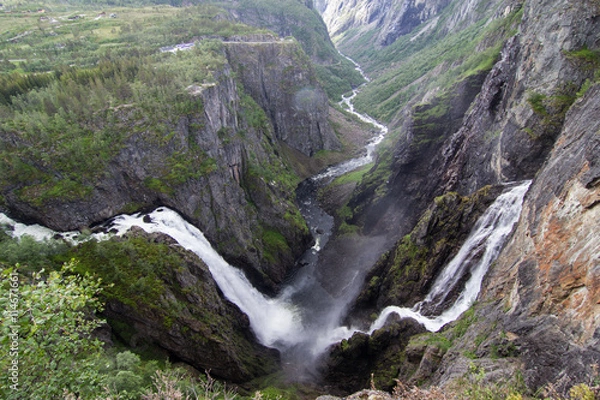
[0,260,106,399]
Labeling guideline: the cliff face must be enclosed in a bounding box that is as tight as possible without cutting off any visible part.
[0,37,339,291]
[317,0,600,393]
[337,0,599,255]
[223,0,339,66]
[468,84,600,390]
[225,38,340,156]
[320,0,452,47]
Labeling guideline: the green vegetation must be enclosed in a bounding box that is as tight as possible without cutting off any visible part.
[315,59,365,100]
[0,260,105,399]
[331,164,372,186]
[68,236,178,311]
[261,228,292,265]
[0,230,288,399]
[0,259,260,400]
[526,83,578,140]
[0,3,256,205]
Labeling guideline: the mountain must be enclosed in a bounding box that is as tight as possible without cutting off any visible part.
[1,0,599,397]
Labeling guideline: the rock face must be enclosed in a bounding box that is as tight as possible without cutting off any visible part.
[349,185,503,322]
[320,0,459,47]
[470,84,600,390]
[410,84,600,396]
[73,229,280,383]
[341,0,599,257]
[322,317,426,394]
[225,38,340,156]
[317,0,600,394]
[222,0,340,66]
[348,72,489,239]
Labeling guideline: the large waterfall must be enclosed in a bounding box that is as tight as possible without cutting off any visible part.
[0,179,531,357]
[367,180,531,333]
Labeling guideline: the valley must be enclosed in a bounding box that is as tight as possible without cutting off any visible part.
[1,0,599,399]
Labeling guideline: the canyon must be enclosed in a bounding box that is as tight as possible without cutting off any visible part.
[0,0,599,398]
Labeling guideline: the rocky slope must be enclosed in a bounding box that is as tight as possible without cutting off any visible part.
[319,0,452,47]
[221,0,365,98]
[316,0,600,395]
[224,37,340,156]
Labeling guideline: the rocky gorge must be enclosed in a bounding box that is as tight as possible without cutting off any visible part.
[0,0,599,398]
[314,0,600,395]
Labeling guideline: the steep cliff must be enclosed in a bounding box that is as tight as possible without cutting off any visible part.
[70,229,280,383]
[220,0,365,98]
[317,0,600,394]
[320,0,452,47]
[439,83,600,392]
[225,38,340,156]
[336,0,598,256]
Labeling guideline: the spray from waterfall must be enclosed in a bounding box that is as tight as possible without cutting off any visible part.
[0,179,530,358]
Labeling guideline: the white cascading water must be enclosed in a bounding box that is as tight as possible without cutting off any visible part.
[0,179,531,352]
[367,180,532,333]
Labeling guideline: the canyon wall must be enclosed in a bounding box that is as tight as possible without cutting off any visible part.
[0,37,338,292]
[317,0,600,393]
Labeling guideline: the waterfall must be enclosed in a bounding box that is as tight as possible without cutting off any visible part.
[0,180,531,362]
[105,209,307,348]
[367,180,531,333]
[0,48,531,372]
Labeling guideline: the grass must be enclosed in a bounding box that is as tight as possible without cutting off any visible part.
[0,3,262,205]
[332,164,373,186]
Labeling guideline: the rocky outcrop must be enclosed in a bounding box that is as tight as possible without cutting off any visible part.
[71,229,280,383]
[348,72,488,240]
[221,0,340,66]
[466,84,600,391]
[402,84,600,396]
[321,317,426,394]
[342,0,599,245]
[320,0,487,47]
